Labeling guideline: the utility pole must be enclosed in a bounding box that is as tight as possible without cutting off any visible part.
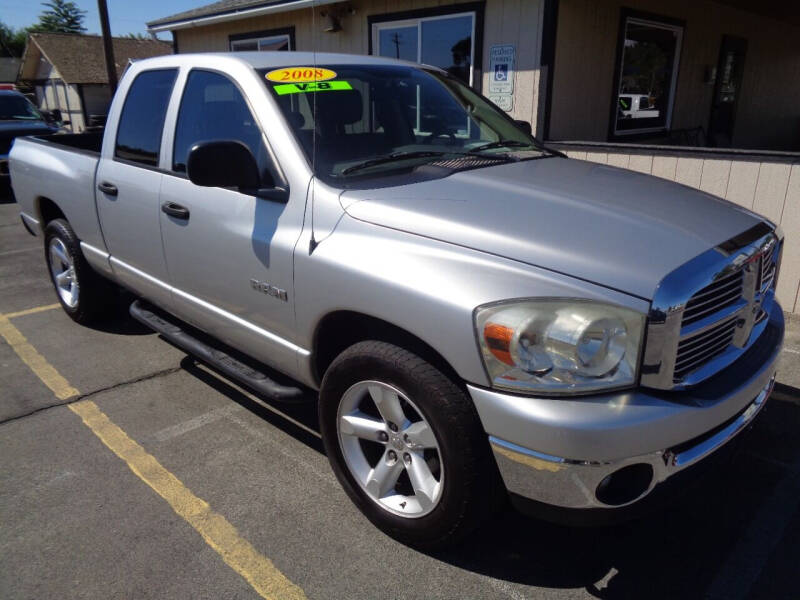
[392,32,401,58]
[97,0,118,93]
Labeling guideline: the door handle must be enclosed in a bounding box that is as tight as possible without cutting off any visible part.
[161,202,190,220]
[97,181,118,196]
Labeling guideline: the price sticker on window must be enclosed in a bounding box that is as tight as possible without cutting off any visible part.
[266,67,337,83]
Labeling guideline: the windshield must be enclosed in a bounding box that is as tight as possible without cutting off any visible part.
[0,94,44,122]
[260,64,548,182]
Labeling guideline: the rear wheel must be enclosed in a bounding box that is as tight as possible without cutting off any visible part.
[319,340,498,548]
[44,219,111,324]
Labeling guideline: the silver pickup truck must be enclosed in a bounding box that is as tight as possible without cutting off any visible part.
[10,52,784,547]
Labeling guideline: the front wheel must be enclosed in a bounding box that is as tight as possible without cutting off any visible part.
[319,341,498,548]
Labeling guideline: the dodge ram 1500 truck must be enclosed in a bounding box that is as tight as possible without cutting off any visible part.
[10,52,784,547]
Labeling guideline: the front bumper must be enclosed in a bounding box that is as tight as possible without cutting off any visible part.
[469,306,783,512]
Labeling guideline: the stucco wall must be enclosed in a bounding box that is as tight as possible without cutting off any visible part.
[549,0,800,151]
[172,0,545,130]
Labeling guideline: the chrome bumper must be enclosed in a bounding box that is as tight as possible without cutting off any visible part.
[469,308,783,510]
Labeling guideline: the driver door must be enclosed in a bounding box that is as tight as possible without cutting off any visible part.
[158,69,300,376]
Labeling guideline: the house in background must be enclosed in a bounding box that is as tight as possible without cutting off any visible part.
[17,32,171,132]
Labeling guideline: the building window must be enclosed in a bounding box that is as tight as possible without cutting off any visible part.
[229,27,294,51]
[612,13,683,137]
[370,8,478,86]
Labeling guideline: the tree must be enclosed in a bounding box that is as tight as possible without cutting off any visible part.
[32,0,87,34]
[0,22,29,57]
[124,33,151,41]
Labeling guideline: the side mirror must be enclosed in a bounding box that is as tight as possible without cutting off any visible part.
[514,119,532,135]
[187,140,289,202]
[50,109,63,122]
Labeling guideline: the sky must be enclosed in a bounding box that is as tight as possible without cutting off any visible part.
[1,0,204,38]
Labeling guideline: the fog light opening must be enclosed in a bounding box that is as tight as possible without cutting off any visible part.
[595,463,654,506]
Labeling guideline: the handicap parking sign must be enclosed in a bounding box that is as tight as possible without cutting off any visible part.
[489,45,514,95]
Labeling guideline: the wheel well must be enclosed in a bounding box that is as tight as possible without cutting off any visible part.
[313,311,462,386]
[37,197,65,226]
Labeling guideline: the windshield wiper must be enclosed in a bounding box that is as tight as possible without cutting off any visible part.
[340,151,453,175]
[469,140,536,153]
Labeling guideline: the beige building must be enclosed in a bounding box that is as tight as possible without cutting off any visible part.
[148,0,800,314]
[18,33,172,133]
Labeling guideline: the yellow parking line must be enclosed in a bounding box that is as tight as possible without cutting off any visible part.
[70,400,307,600]
[0,310,307,600]
[0,314,79,400]
[4,303,61,320]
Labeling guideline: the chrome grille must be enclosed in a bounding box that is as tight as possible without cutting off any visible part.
[641,223,781,390]
[681,270,744,326]
[759,244,776,292]
[674,316,738,380]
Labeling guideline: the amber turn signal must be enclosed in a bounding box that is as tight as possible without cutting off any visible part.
[483,322,515,366]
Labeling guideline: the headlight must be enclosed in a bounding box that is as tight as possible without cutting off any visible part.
[475,299,645,395]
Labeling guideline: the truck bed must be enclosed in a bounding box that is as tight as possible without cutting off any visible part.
[9,133,107,253]
[31,131,104,155]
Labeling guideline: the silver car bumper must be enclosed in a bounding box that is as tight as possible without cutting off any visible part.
[468,306,783,511]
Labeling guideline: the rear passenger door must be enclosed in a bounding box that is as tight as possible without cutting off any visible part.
[95,68,177,305]
[158,69,300,376]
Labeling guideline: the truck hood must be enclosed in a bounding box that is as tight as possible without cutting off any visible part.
[340,157,764,300]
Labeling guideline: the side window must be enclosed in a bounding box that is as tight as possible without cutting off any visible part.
[115,69,177,166]
[173,70,268,176]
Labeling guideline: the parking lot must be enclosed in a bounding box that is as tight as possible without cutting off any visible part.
[2,193,800,600]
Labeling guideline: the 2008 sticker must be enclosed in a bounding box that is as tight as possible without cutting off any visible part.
[265,67,337,83]
[273,81,353,95]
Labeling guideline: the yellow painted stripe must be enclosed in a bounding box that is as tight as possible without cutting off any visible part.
[0,314,79,400]
[0,310,305,600]
[4,303,61,320]
[69,400,307,600]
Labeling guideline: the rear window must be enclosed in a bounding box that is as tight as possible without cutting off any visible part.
[115,69,177,166]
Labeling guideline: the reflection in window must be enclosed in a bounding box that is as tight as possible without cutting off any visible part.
[614,16,682,135]
[114,69,177,166]
[378,26,418,61]
[172,70,268,177]
[373,12,476,86]
[230,33,291,52]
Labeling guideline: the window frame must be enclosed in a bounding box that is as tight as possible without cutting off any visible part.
[228,27,295,52]
[609,9,685,139]
[368,2,485,90]
[168,67,288,192]
[113,68,178,168]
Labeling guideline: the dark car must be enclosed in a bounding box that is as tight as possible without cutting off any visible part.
[0,90,60,187]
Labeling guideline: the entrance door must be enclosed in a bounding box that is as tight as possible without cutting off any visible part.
[709,36,747,147]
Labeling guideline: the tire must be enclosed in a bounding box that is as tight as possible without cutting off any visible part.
[319,340,498,548]
[44,219,112,324]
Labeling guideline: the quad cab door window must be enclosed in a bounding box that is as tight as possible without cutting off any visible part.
[96,68,177,304]
[173,70,271,179]
[114,69,177,165]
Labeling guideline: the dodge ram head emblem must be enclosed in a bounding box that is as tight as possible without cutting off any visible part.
[250,279,288,302]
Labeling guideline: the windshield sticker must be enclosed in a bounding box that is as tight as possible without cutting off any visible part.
[273,80,353,95]
[266,67,337,83]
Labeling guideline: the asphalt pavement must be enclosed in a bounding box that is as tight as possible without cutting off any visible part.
[2,193,800,600]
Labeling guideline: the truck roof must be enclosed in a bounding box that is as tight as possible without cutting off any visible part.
[131,51,434,72]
